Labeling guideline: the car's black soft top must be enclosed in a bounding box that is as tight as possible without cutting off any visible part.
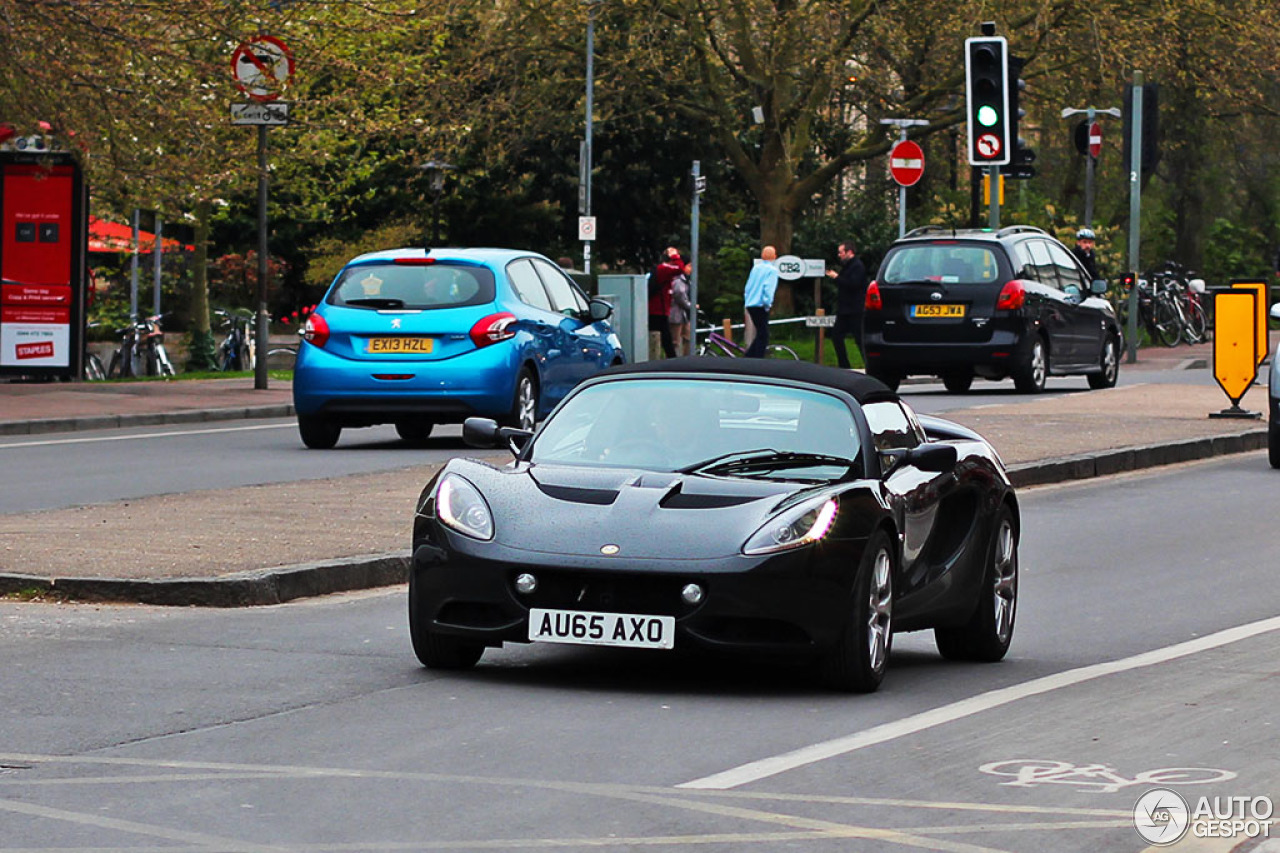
[599,356,899,405]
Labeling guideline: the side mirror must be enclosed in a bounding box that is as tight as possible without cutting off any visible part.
[462,417,502,449]
[588,298,613,322]
[903,442,958,473]
[463,417,532,455]
[1091,278,1108,295]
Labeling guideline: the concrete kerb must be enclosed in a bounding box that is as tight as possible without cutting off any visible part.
[0,552,409,607]
[1008,428,1268,488]
[0,404,295,436]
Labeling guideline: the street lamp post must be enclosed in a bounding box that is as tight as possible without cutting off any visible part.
[581,0,602,273]
[417,159,455,246]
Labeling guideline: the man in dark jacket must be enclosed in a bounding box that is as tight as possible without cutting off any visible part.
[825,241,868,369]
[648,247,681,358]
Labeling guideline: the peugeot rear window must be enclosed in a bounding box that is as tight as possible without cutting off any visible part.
[880,245,1001,284]
[328,262,495,310]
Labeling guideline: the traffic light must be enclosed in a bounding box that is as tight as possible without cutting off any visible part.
[1122,82,1160,175]
[1000,54,1036,179]
[965,36,1010,166]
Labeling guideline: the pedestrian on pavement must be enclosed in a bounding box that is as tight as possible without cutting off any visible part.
[825,240,868,369]
[668,260,693,356]
[1072,228,1101,282]
[648,247,682,359]
[743,246,779,358]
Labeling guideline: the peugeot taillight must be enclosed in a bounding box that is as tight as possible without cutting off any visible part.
[302,313,330,348]
[996,280,1025,311]
[469,312,518,348]
[865,280,883,311]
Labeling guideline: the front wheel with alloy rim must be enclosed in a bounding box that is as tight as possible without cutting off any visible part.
[935,505,1018,662]
[409,569,484,669]
[297,415,341,449]
[820,529,895,693]
[1013,336,1047,393]
[1088,335,1120,389]
[503,368,538,431]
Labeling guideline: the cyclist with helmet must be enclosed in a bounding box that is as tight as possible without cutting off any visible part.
[1072,228,1101,282]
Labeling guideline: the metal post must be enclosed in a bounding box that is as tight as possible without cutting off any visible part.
[689,160,701,356]
[1125,72,1144,364]
[129,208,140,320]
[1083,107,1096,228]
[152,215,162,317]
[988,165,1000,229]
[582,1,595,274]
[255,124,270,390]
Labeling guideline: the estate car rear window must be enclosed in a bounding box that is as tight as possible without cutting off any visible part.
[328,263,495,310]
[881,245,1001,285]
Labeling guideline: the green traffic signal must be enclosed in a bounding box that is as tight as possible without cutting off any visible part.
[978,105,999,127]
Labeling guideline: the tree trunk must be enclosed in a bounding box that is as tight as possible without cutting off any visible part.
[185,198,216,371]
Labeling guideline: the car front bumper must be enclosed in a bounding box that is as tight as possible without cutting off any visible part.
[412,528,868,656]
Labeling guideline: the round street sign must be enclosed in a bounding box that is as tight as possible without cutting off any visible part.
[231,36,294,103]
[889,140,925,187]
[774,255,806,281]
[1088,122,1103,158]
[975,133,1003,160]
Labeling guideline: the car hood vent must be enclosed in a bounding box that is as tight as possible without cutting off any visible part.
[535,483,618,505]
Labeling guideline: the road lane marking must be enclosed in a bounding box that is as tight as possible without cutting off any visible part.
[0,422,294,449]
[678,614,1280,790]
[0,796,284,852]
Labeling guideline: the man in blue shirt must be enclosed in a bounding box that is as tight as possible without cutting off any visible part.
[743,245,778,358]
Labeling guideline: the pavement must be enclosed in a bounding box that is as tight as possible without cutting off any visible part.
[0,337,1274,607]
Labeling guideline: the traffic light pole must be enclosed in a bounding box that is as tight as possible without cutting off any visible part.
[988,165,1000,228]
[1125,72,1144,364]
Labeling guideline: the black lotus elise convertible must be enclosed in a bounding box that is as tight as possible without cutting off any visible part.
[410,357,1019,692]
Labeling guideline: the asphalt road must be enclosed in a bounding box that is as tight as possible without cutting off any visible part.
[2,452,1277,851]
[0,366,1204,515]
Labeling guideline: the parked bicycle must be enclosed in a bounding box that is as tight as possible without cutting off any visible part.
[1147,261,1208,345]
[83,322,107,381]
[107,314,175,378]
[214,307,256,372]
[696,312,799,359]
[1120,268,1206,348]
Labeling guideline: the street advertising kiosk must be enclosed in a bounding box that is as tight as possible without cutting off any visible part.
[0,148,88,380]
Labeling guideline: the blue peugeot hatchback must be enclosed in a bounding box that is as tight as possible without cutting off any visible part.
[293,247,625,449]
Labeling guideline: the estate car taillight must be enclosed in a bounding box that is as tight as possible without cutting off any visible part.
[996,280,1026,311]
[865,280,883,311]
[469,312,518,348]
[302,313,330,348]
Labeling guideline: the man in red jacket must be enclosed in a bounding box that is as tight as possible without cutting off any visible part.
[648,246,682,358]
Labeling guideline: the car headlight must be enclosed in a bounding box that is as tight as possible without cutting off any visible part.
[742,496,838,555]
[435,473,494,541]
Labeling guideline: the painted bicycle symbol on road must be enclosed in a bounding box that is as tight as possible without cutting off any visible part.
[980,760,1236,794]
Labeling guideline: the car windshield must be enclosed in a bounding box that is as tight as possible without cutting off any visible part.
[328,262,495,310]
[881,244,1001,284]
[530,378,864,479]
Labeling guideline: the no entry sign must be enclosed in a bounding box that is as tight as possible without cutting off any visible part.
[889,140,925,187]
[1088,122,1102,158]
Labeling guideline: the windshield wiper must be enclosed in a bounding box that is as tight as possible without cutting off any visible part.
[344,297,406,309]
[680,448,856,476]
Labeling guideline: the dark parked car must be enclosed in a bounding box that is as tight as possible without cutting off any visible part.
[862,225,1122,393]
[409,358,1020,693]
[292,247,624,449]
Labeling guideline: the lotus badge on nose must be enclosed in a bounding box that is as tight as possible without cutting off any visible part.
[600,544,620,555]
